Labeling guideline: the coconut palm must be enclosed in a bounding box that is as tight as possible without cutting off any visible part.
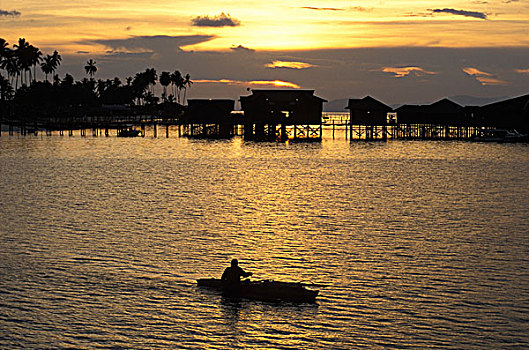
[144,68,157,94]
[40,55,54,82]
[29,45,42,83]
[170,70,184,103]
[13,38,32,86]
[159,71,171,102]
[3,55,20,89]
[50,50,62,75]
[182,73,192,105]
[84,59,97,79]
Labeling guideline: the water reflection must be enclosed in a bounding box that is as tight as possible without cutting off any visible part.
[1,137,528,349]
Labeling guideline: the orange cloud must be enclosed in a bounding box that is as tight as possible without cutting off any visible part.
[265,60,315,69]
[515,68,529,74]
[474,77,509,86]
[194,79,300,88]
[382,66,437,78]
[462,67,492,76]
[463,67,508,86]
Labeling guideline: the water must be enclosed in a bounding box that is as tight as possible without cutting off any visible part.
[1,134,528,349]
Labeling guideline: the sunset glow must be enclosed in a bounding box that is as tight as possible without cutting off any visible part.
[194,79,301,89]
[2,0,529,102]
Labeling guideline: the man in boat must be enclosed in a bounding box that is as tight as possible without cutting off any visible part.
[221,259,252,287]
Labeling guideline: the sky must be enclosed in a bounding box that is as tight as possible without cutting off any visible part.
[1,0,529,105]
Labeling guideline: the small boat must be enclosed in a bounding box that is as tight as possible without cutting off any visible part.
[197,278,320,303]
[473,129,528,143]
[117,128,142,137]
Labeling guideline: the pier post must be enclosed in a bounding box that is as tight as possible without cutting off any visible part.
[280,124,287,142]
[154,123,158,138]
[166,124,169,138]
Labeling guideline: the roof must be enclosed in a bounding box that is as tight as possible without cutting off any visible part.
[480,94,529,112]
[394,98,462,113]
[241,89,327,103]
[346,96,392,111]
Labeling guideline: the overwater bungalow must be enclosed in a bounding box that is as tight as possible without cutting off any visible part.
[181,99,236,138]
[346,96,393,125]
[395,98,466,125]
[476,94,529,132]
[240,89,327,141]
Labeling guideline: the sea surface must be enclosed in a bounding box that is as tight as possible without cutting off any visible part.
[1,130,528,349]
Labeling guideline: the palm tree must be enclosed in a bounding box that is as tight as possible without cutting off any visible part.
[3,55,20,90]
[170,70,183,103]
[159,71,171,102]
[13,38,32,86]
[50,50,62,76]
[29,45,42,83]
[0,39,9,72]
[144,68,157,94]
[182,73,192,105]
[84,59,97,79]
[40,55,54,82]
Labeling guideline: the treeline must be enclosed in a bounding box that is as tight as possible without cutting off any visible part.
[0,37,193,114]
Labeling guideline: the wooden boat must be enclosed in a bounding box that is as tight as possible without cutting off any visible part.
[197,278,319,303]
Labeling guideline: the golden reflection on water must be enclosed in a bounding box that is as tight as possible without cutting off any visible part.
[0,136,528,348]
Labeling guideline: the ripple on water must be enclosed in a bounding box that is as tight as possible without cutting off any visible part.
[1,137,529,348]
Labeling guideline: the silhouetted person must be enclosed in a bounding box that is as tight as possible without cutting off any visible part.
[221,259,252,287]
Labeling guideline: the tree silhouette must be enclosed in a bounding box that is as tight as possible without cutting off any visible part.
[50,50,62,76]
[170,70,184,104]
[183,73,192,105]
[14,38,32,86]
[84,59,97,79]
[160,71,171,102]
[40,55,54,82]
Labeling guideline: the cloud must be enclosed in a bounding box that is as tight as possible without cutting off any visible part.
[514,68,529,74]
[230,45,255,53]
[301,7,344,11]
[430,8,487,19]
[462,67,491,76]
[87,35,215,53]
[463,67,508,85]
[194,79,300,88]
[76,51,90,54]
[350,7,372,12]
[383,66,437,78]
[191,13,240,27]
[0,9,21,17]
[265,60,316,69]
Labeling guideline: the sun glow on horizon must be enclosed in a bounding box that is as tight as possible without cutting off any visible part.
[194,79,301,89]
